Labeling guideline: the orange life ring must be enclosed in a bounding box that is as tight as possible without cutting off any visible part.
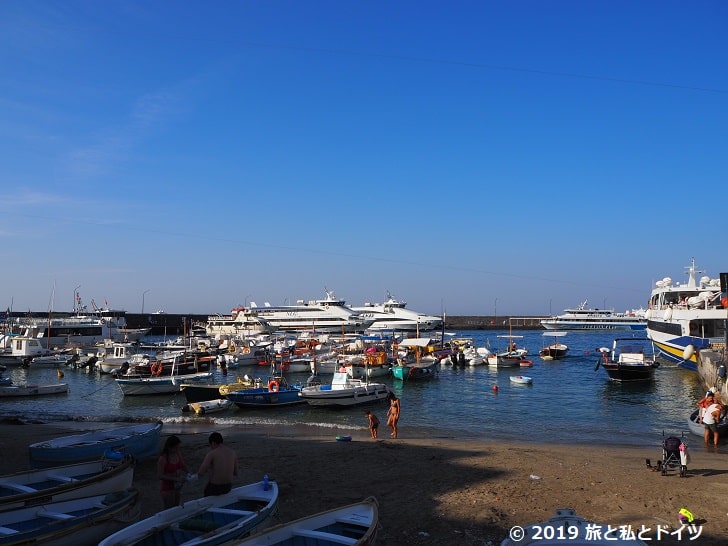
[268,380,280,392]
[243,347,250,354]
[150,362,163,376]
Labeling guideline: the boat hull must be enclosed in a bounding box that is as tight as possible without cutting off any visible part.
[233,496,378,546]
[299,383,390,407]
[0,384,69,397]
[0,489,140,546]
[225,387,305,407]
[601,364,657,382]
[687,409,728,439]
[115,372,213,396]
[28,422,163,468]
[0,458,134,513]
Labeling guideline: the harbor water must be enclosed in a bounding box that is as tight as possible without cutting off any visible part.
[0,330,711,448]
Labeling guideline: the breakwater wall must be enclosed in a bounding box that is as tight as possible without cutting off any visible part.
[127,314,547,334]
[5,313,547,335]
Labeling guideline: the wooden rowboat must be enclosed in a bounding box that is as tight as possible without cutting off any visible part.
[98,480,279,546]
[28,421,163,468]
[0,488,140,546]
[227,496,378,546]
[0,457,134,513]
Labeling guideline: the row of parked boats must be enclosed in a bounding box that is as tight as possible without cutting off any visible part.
[0,421,379,545]
[0,418,666,545]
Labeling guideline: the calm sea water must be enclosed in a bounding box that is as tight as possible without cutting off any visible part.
[0,330,709,448]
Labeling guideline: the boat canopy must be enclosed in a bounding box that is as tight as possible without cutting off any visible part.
[399,338,431,348]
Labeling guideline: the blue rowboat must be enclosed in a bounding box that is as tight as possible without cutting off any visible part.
[0,456,134,513]
[0,488,139,546]
[99,480,279,546]
[28,422,163,468]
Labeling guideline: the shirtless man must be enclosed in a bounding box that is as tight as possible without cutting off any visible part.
[196,432,239,496]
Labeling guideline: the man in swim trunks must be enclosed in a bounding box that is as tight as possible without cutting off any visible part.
[196,431,239,496]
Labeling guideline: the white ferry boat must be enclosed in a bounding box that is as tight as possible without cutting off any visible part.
[7,295,147,349]
[351,292,443,333]
[540,300,646,331]
[645,258,727,370]
[248,289,373,333]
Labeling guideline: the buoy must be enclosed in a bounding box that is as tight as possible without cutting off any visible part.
[492,385,498,393]
[584,350,590,355]
[683,344,695,360]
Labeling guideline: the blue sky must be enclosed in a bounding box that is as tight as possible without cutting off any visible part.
[2,1,726,317]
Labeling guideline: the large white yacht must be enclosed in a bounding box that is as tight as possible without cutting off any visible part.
[645,258,727,370]
[248,289,373,333]
[540,300,647,331]
[351,292,443,333]
[205,307,273,337]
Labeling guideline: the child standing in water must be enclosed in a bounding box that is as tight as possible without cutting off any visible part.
[365,410,380,439]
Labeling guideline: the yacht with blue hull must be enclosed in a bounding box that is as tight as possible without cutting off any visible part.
[645,259,727,370]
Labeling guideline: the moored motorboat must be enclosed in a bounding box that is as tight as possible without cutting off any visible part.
[298,372,390,407]
[115,371,213,396]
[0,382,69,397]
[180,376,256,403]
[0,488,140,546]
[539,331,568,360]
[98,480,279,546]
[595,337,659,382]
[226,496,378,546]
[28,422,163,468]
[0,456,134,513]
[225,376,305,407]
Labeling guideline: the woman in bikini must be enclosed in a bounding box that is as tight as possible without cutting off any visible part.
[157,435,188,509]
[387,392,401,439]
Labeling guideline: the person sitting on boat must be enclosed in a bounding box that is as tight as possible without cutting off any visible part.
[508,340,517,352]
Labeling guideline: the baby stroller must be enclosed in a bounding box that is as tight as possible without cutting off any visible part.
[657,434,688,477]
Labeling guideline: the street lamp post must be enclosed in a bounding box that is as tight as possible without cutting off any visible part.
[494,298,498,322]
[142,289,150,314]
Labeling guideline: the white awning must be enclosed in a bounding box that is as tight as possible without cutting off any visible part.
[398,338,431,348]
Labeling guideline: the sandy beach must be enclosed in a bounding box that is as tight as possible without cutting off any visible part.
[2,419,726,545]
